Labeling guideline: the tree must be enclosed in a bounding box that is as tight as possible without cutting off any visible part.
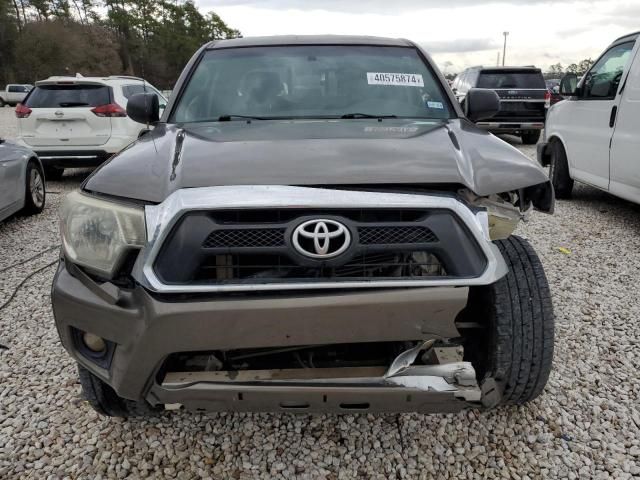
[0,0,241,87]
[566,63,579,75]
[577,58,594,75]
[548,63,563,76]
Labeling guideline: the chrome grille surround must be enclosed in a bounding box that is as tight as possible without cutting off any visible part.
[132,185,507,293]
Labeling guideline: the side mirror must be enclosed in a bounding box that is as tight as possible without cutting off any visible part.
[559,74,578,96]
[465,88,500,122]
[126,93,160,125]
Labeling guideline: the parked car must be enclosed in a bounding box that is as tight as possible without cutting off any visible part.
[0,84,33,107]
[0,138,45,221]
[53,35,555,418]
[452,66,547,144]
[14,75,167,180]
[545,78,563,106]
[539,31,640,203]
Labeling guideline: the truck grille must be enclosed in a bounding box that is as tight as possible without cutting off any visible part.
[197,251,445,283]
[358,226,437,245]
[153,208,487,286]
[203,229,286,248]
[202,225,437,249]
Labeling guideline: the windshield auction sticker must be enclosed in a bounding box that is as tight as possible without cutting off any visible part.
[367,72,424,87]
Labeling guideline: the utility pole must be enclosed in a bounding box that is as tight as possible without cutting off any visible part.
[502,31,509,66]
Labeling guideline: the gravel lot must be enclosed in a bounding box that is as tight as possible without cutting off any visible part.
[1,106,639,479]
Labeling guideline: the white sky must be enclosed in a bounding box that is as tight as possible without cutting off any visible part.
[198,0,639,73]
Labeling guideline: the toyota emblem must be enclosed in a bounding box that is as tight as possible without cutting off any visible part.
[292,219,351,259]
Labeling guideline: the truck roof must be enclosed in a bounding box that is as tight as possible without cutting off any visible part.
[208,35,412,49]
[613,31,639,45]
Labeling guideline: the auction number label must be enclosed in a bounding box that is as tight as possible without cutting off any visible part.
[367,72,424,87]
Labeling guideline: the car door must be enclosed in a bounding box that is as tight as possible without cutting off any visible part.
[609,39,640,203]
[562,41,636,189]
[0,141,24,212]
[6,85,19,103]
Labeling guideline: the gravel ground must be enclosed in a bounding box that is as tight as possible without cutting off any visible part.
[1,106,639,479]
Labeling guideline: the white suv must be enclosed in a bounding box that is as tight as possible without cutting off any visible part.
[15,76,167,179]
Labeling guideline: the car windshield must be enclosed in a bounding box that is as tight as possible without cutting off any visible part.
[171,45,452,123]
[477,70,546,89]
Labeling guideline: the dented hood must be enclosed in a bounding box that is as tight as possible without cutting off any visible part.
[83,118,551,205]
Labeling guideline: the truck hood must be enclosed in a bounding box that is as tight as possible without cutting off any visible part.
[84,118,551,205]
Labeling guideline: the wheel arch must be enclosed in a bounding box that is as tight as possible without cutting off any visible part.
[546,134,574,176]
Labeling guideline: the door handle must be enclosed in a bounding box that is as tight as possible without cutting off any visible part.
[609,105,618,128]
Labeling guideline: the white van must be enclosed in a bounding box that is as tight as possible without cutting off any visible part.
[538,31,640,203]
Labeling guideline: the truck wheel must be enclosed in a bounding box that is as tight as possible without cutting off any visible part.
[549,140,573,199]
[462,235,554,407]
[0,98,5,107]
[21,160,46,215]
[44,166,64,181]
[520,130,541,144]
[78,365,161,418]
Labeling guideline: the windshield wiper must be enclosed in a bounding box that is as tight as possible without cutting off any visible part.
[340,113,398,119]
[217,114,269,121]
[58,102,89,107]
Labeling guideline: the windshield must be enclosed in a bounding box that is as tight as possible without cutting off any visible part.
[477,71,546,89]
[171,45,452,122]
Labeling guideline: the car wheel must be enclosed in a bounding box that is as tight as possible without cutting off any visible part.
[549,140,573,199]
[21,161,46,215]
[78,364,161,418]
[460,235,554,407]
[520,130,541,144]
[44,166,64,181]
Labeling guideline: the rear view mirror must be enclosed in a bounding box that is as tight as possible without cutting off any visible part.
[126,93,160,125]
[560,74,578,96]
[465,88,500,122]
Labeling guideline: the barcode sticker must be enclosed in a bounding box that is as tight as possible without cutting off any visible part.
[367,72,424,87]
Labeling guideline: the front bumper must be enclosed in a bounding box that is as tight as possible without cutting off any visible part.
[53,186,509,413]
[52,260,487,412]
[476,121,545,133]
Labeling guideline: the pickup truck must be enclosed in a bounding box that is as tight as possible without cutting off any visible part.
[0,84,33,107]
[53,35,555,417]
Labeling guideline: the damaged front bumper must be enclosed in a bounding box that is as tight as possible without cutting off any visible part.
[52,186,512,413]
[154,341,481,413]
[53,260,486,413]
[156,361,481,413]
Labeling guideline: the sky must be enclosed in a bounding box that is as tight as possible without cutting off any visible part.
[198,0,639,73]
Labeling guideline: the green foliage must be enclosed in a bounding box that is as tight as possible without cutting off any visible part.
[548,63,563,76]
[551,59,594,77]
[0,0,240,87]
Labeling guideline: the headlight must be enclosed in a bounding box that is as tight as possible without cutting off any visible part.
[60,191,146,278]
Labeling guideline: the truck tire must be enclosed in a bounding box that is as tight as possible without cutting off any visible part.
[549,139,573,199]
[44,166,64,181]
[21,160,46,215]
[78,364,161,418]
[521,130,541,145]
[462,235,554,406]
[0,98,5,107]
